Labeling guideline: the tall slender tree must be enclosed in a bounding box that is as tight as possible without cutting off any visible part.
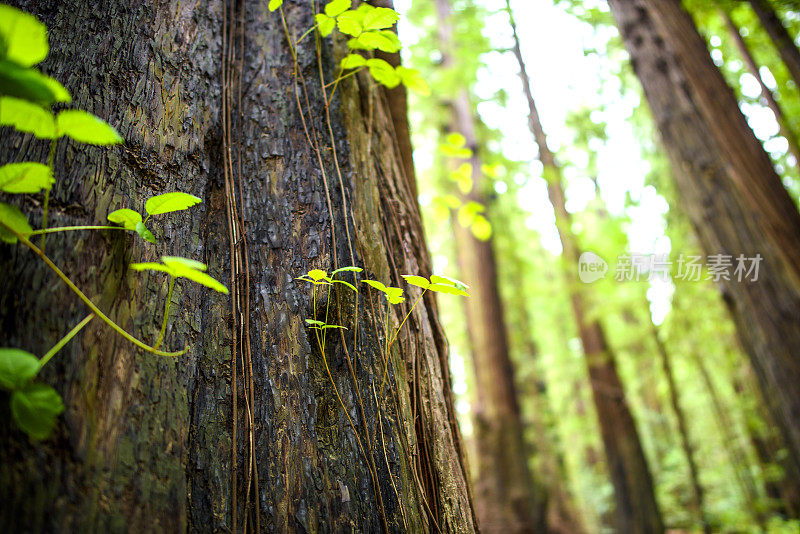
[432,0,546,530]
[747,0,800,89]
[505,3,663,532]
[609,0,800,483]
[0,1,476,531]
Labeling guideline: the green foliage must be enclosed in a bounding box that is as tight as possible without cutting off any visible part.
[0,201,32,243]
[10,383,64,441]
[0,162,52,193]
[131,256,229,295]
[0,6,209,440]
[55,110,122,145]
[267,0,282,12]
[0,348,40,390]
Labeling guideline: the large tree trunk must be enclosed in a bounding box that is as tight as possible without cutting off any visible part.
[609,0,800,487]
[432,0,546,531]
[0,0,476,531]
[506,5,663,533]
[747,0,800,90]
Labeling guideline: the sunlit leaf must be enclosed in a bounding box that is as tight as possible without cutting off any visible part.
[430,274,469,291]
[130,261,171,274]
[341,53,367,69]
[0,5,49,67]
[320,324,347,330]
[307,269,328,281]
[0,348,40,391]
[336,10,365,36]
[135,221,156,244]
[428,283,469,297]
[471,215,492,241]
[305,319,325,326]
[315,13,336,37]
[0,201,32,243]
[324,0,351,17]
[0,96,55,138]
[145,192,201,216]
[396,66,429,95]
[0,162,53,193]
[11,383,64,440]
[401,274,430,289]
[162,255,208,272]
[107,208,142,231]
[450,162,473,194]
[332,279,357,292]
[365,58,400,88]
[362,279,387,292]
[0,60,69,105]
[331,266,363,275]
[178,268,229,294]
[350,31,399,53]
[56,110,122,145]
[268,0,283,11]
[363,7,399,30]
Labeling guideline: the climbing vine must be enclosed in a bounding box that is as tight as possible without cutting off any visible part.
[0,5,227,440]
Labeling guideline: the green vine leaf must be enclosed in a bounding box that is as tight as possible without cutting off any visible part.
[0,59,70,105]
[349,31,399,53]
[11,383,64,441]
[332,279,357,292]
[451,162,473,194]
[56,110,122,145]
[135,221,156,244]
[305,319,325,326]
[428,283,469,297]
[0,5,49,67]
[320,324,347,330]
[107,208,143,231]
[362,279,387,292]
[401,274,430,290]
[365,58,400,88]
[341,53,366,69]
[362,7,399,30]
[336,10,365,36]
[315,13,336,37]
[268,0,283,12]
[331,266,363,275]
[307,269,328,281]
[471,214,492,241]
[324,0,351,17]
[396,66,430,96]
[0,96,55,138]
[385,287,405,304]
[430,274,468,290]
[145,192,202,216]
[0,201,32,243]
[0,162,53,194]
[0,348,40,391]
[131,256,229,294]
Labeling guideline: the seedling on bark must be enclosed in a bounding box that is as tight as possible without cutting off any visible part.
[0,6,226,440]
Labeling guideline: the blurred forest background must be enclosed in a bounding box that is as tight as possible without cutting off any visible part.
[397,0,800,532]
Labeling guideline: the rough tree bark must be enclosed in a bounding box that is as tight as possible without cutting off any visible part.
[0,0,476,531]
[609,0,800,487]
[433,0,546,531]
[506,5,663,533]
[747,0,800,90]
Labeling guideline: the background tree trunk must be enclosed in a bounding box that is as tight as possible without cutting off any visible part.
[609,0,800,489]
[747,0,800,89]
[507,5,663,532]
[0,0,476,531]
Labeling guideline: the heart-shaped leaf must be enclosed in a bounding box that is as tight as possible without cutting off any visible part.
[145,192,202,216]
[11,383,64,440]
[0,348,40,391]
[0,162,53,193]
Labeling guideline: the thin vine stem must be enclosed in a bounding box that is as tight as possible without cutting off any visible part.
[40,138,57,253]
[8,227,188,357]
[39,313,95,370]
[154,277,175,350]
[28,225,124,236]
